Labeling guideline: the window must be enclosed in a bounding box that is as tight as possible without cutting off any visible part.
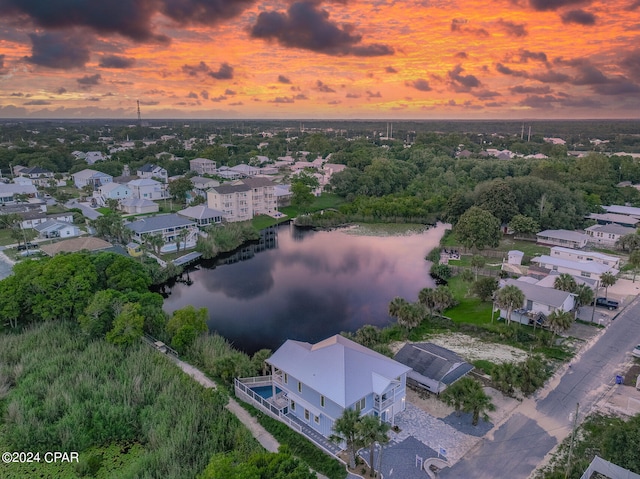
[298,382,302,393]
[355,397,366,411]
[284,373,288,384]
[290,400,296,411]
[320,395,325,408]
[581,272,591,278]
[314,415,320,424]
[304,409,310,421]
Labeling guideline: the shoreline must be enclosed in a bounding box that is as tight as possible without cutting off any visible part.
[0,250,15,281]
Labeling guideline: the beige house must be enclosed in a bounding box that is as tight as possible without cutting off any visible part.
[189,158,217,175]
[207,177,276,222]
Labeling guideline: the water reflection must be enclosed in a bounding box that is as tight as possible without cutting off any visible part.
[164,222,447,354]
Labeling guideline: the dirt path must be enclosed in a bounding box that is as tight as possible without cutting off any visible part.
[169,355,280,453]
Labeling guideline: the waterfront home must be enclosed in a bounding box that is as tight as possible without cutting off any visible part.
[235,335,410,445]
[498,278,575,326]
[177,205,224,227]
[126,214,198,253]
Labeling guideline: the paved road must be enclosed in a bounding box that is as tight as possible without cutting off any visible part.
[441,296,640,479]
[65,200,102,220]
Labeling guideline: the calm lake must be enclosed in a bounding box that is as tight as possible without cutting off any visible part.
[163,222,448,355]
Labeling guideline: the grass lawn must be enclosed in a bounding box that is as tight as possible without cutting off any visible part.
[96,207,111,214]
[46,204,70,214]
[251,214,290,230]
[444,276,494,325]
[442,231,549,257]
[0,228,15,246]
[279,193,346,220]
[448,257,502,270]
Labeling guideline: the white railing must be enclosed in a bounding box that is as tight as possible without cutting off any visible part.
[374,396,395,411]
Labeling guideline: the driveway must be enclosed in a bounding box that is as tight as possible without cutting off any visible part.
[440,296,640,479]
[65,200,102,220]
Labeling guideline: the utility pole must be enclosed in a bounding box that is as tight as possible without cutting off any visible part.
[565,402,580,479]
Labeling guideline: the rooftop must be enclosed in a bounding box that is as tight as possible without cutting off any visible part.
[531,255,617,275]
[267,335,411,408]
[505,278,573,308]
[537,229,590,242]
[126,213,195,234]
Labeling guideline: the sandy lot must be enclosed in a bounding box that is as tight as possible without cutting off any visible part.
[392,332,529,364]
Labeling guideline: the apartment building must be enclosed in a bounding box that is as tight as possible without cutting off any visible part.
[207,178,276,222]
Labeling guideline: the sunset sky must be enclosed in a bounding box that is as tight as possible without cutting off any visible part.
[0,0,639,119]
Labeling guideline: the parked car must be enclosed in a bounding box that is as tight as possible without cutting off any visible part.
[632,345,640,358]
[16,243,39,251]
[594,297,619,310]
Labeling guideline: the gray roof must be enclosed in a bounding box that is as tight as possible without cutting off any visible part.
[587,223,636,236]
[120,198,156,207]
[267,335,411,408]
[531,255,617,275]
[505,278,574,308]
[211,183,251,194]
[241,177,275,188]
[126,213,195,234]
[394,343,474,385]
[178,205,224,220]
[0,184,38,195]
[603,205,640,217]
[537,229,589,242]
[587,212,639,226]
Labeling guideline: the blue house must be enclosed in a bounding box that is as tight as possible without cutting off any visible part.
[236,335,411,447]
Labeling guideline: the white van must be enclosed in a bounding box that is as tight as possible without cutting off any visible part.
[632,345,640,358]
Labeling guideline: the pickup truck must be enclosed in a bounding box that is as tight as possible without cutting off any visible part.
[594,297,619,310]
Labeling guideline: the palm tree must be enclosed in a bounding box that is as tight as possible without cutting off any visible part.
[491,362,519,397]
[573,283,594,319]
[331,408,362,470]
[553,273,577,293]
[175,228,189,253]
[145,233,164,255]
[629,249,640,282]
[357,414,390,477]
[441,379,467,416]
[462,378,496,426]
[547,310,573,337]
[396,303,424,333]
[388,296,408,319]
[600,272,617,299]
[418,288,435,315]
[494,285,525,325]
[431,286,455,315]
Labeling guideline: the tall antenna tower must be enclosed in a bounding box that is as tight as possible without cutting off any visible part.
[137,100,142,126]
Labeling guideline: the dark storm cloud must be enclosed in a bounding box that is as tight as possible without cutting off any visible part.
[0,54,5,73]
[561,9,597,25]
[77,73,102,88]
[496,19,528,37]
[250,1,394,57]
[510,85,552,94]
[55,87,67,94]
[277,74,291,83]
[366,90,382,98]
[528,0,590,11]
[187,91,198,99]
[200,90,209,99]
[406,79,432,91]
[628,0,640,9]
[209,62,233,79]
[316,80,335,93]
[385,66,398,73]
[572,63,608,85]
[448,65,481,91]
[455,52,468,59]
[25,32,91,69]
[24,99,51,105]
[496,63,529,77]
[0,0,255,43]
[224,89,236,95]
[10,92,23,96]
[99,55,136,68]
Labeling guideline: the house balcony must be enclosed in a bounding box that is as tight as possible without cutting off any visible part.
[234,376,343,458]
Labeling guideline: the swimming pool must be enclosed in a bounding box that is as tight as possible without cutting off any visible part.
[251,385,281,399]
